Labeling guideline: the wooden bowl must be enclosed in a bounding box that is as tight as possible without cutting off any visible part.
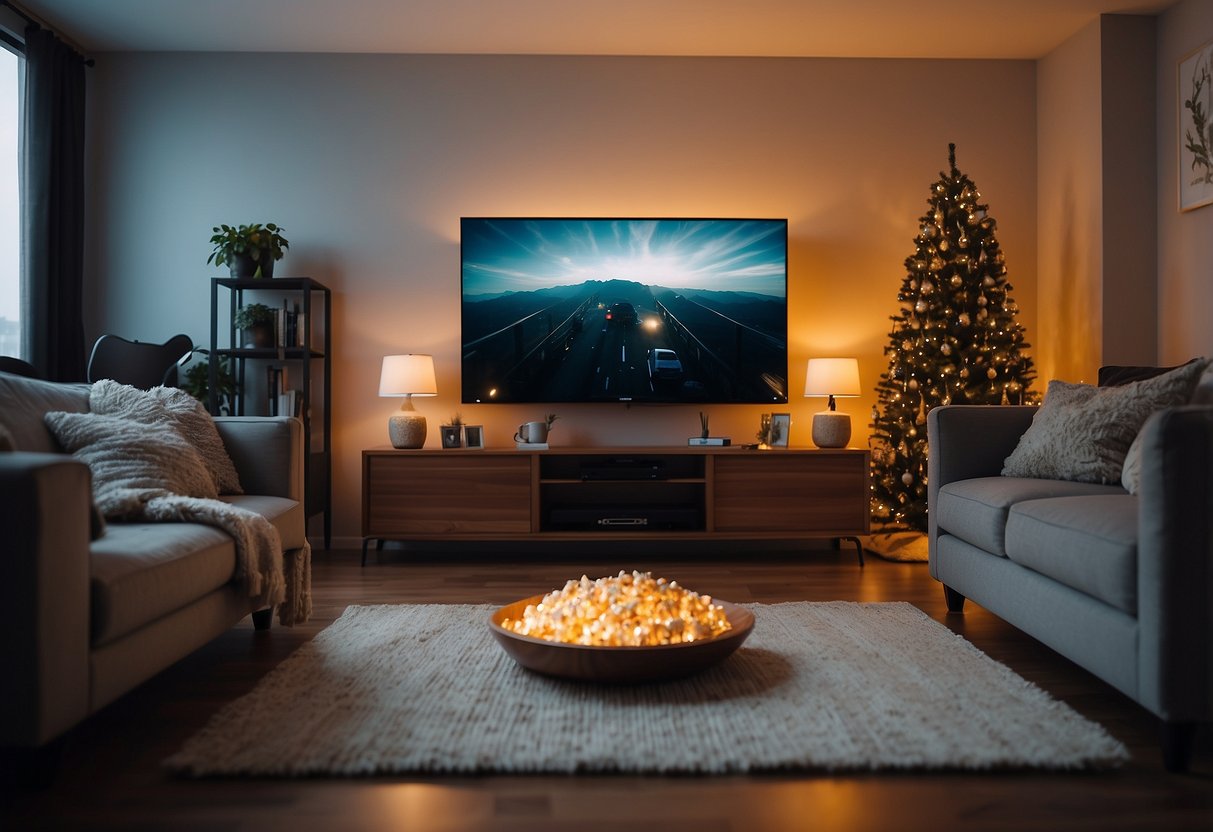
[488,594,754,684]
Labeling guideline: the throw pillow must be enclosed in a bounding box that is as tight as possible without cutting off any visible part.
[148,387,243,494]
[0,421,12,452]
[1002,358,1209,484]
[1120,427,1146,495]
[44,411,218,519]
[1192,361,1213,405]
[89,380,243,495]
[1102,358,1211,494]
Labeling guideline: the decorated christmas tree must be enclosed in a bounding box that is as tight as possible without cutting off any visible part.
[870,144,1037,532]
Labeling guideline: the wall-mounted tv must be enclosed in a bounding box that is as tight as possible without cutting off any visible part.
[461,218,788,405]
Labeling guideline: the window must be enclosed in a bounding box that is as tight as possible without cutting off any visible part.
[0,44,18,357]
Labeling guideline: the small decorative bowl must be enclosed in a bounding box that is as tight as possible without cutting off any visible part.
[488,594,754,684]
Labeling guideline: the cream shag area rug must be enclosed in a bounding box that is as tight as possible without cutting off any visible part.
[165,602,1127,776]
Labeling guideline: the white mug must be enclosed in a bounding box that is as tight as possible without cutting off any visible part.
[514,421,548,443]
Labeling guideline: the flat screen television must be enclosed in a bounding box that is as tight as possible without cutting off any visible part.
[460,218,788,404]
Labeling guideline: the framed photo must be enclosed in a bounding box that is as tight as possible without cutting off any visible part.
[462,425,485,449]
[1179,38,1213,211]
[770,413,791,447]
[439,425,463,449]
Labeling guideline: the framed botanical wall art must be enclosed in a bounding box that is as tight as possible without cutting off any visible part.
[1179,38,1213,211]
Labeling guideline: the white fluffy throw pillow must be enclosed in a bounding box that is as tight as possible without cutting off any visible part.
[1002,359,1209,484]
[89,379,243,495]
[44,411,218,519]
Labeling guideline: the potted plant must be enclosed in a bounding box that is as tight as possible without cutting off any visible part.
[180,353,236,415]
[207,223,289,278]
[233,303,276,349]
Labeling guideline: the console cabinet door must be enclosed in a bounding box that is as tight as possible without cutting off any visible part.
[364,453,533,536]
[713,453,869,535]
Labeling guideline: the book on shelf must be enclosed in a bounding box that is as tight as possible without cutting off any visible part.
[270,299,308,349]
[515,441,549,450]
[277,389,301,419]
[687,437,731,446]
[266,364,291,415]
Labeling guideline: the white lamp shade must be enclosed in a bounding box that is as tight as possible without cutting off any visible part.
[379,354,438,397]
[804,358,861,398]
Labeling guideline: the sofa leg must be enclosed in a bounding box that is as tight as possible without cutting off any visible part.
[252,608,273,631]
[943,584,966,613]
[1160,721,1196,773]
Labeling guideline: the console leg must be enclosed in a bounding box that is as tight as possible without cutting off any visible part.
[361,538,371,567]
[252,608,273,631]
[1160,721,1196,773]
[840,536,864,567]
[943,584,966,613]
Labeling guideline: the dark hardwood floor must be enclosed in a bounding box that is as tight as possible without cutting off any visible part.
[3,544,1211,831]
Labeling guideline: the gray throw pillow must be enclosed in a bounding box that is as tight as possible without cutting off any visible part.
[1002,358,1209,484]
[1120,359,1213,494]
[44,411,218,519]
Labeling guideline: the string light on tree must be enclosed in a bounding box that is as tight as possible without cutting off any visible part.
[870,144,1038,533]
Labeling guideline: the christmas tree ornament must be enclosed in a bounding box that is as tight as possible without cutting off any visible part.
[869,143,1037,533]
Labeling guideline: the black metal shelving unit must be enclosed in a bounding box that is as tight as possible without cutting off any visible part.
[209,277,332,547]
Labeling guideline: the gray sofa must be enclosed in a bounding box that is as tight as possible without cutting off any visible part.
[0,371,306,752]
[927,400,1212,771]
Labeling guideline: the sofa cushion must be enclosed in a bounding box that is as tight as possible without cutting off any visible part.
[1002,359,1209,484]
[220,494,305,550]
[90,522,237,646]
[936,476,1125,557]
[1004,495,1138,615]
[0,372,90,452]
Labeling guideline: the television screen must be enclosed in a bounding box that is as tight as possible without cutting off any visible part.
[460,218,788,404]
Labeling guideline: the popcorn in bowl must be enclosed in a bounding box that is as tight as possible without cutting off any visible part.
[501,570,732,647]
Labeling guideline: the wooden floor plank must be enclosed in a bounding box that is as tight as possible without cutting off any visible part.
[2,546,1210,831]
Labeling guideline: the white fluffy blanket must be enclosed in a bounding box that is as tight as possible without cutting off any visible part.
[46,381,310,626]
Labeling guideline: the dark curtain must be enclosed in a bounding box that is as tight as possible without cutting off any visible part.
[20,23,86,382]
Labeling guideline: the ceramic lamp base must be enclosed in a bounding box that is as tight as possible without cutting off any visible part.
[388,412,427,449]
[811,411,852,449]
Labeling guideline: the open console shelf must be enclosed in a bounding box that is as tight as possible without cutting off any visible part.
[362,446,870,563]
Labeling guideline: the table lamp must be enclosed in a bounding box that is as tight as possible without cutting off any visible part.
[804,358,861,448]
[379,354,437,449]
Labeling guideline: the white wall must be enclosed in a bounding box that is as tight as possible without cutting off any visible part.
[1157,0,1213,364]
[84,53,1038,544]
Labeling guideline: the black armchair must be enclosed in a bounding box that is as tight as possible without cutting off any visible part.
[86,334,193,389]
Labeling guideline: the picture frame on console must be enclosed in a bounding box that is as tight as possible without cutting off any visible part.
[770,413,791,447]
[1179,38,1213,211]
[463,425,485,449]
[440,425,463,449]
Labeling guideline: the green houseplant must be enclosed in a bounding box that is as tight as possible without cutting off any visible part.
[207,223,289,278]
[233,302,276,348]
[181,353,236,415]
